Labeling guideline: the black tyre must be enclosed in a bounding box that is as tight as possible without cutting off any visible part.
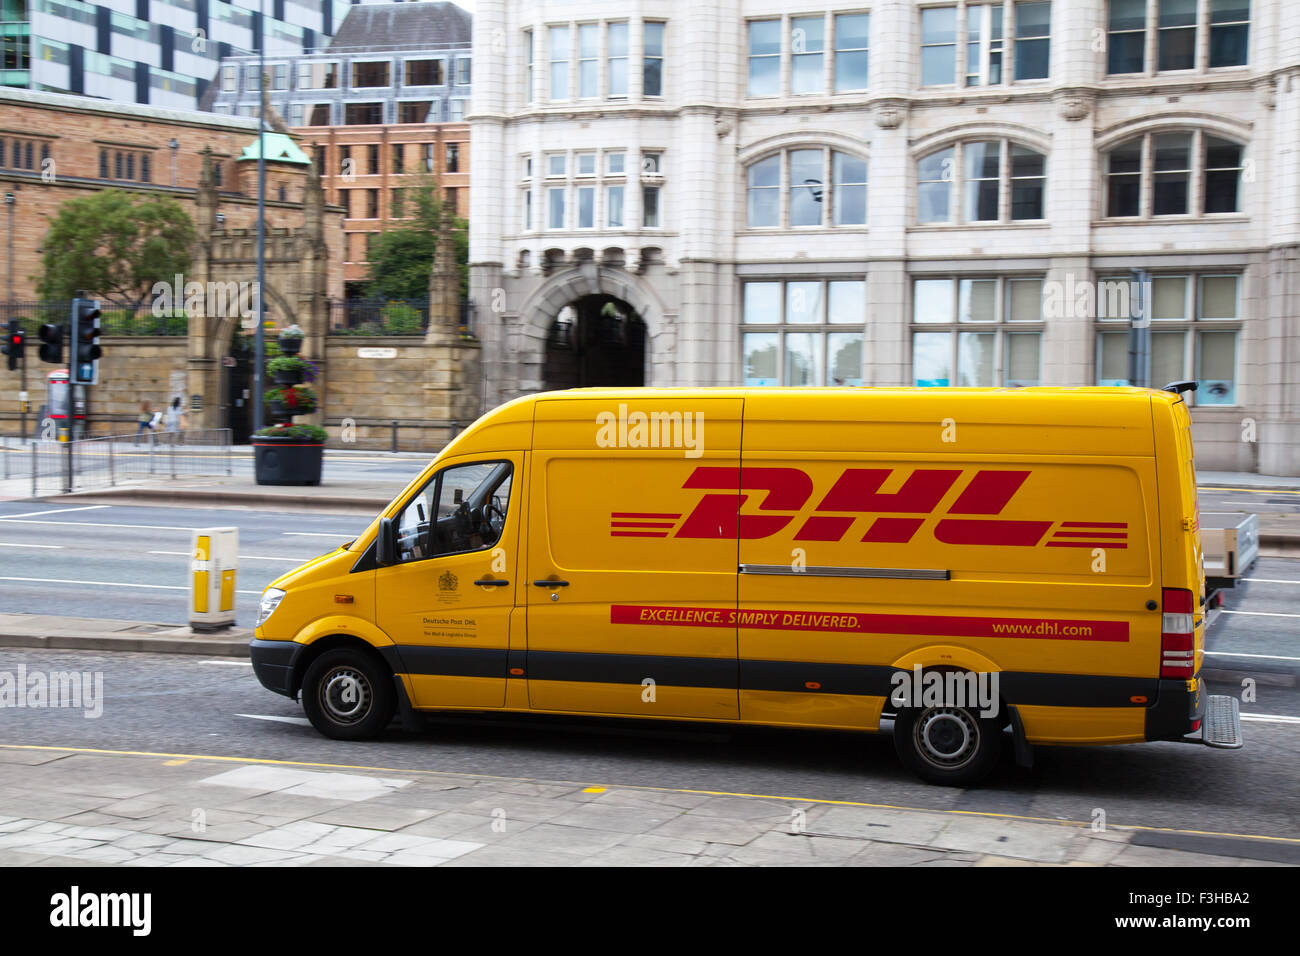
[893,703,1003,787]
[301,648,395,740]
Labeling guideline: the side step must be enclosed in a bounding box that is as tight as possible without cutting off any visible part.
[1203,695,1244,749]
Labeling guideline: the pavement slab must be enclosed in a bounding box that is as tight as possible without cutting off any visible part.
[0,745,1289,868]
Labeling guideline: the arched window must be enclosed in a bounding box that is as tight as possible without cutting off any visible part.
[916,139,1045,224]
[1104,130,1244,218]
[745,147,868,228]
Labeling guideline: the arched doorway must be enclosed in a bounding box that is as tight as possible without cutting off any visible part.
[542,294,646,389]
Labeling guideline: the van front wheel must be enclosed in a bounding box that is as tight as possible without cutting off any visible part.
[893,705,1002,787]
[301,649,395,740]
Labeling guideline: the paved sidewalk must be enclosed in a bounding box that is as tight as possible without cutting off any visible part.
[0,745,1291,867]
[0,614,249,657]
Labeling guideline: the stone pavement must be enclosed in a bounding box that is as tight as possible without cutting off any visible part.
[0,614,248,656]
[0,745,1291,867]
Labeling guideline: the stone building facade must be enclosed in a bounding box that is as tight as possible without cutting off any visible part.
[470,0,1300,475]
[0,85,345,438]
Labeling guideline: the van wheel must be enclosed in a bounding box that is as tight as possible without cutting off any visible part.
[893,705,1002,787]
[301,649,395,740]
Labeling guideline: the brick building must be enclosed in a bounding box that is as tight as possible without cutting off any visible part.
[294,122,469,292]
[470,0,1300,476]
[209,1,473,294]
[0,84,345,438]
[0,84,344,301]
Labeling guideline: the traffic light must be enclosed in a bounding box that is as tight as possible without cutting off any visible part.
[1,319,22,372]
[37,321,63,364]
[70,298,101,385]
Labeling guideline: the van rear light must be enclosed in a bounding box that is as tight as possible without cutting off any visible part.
[1161,587,1196,679]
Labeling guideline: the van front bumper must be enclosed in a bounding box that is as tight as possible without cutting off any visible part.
[1144,677,1205,742]
[249,638,306,698]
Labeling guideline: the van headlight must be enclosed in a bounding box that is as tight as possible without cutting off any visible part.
[257,588,286,628]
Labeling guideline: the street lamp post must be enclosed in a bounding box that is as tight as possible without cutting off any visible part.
[5,192,22,441]
[253,0,267,435]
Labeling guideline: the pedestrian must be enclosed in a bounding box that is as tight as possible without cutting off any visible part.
[164,397,187,443]
[135,401,154,444]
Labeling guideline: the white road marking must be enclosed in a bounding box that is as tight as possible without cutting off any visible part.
[234,713,312,726]
[282,532,354,538]
[201,660,253,666]
[1205,650,1300,662]
[0,519,191,531]
[0,542,62,549]
[1242,578,1300,585]
[1219,609,1300,618]
[149,550,312,562]
[0,575,260,594]
[1240,713,1300,725]
[0,505,109,519]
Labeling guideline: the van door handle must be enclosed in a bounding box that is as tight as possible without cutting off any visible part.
[533,579,570,588]
[474,578,509,587]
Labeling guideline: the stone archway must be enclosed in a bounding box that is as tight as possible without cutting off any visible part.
[514,264,668,394]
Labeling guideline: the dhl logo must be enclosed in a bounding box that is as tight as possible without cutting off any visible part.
[610,467,1127,548]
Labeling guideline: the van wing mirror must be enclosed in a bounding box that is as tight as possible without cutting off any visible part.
[377,517,396,566]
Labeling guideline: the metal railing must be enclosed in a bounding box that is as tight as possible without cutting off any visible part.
[0,300,186,336]
[25,429,233,497]
[327,297,476,338]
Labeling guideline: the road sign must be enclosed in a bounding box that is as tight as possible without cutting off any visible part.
[357,347,397,359]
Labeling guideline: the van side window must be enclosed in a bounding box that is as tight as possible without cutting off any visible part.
[395,461,513,563]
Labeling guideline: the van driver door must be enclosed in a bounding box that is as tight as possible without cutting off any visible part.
[375,453,523,709]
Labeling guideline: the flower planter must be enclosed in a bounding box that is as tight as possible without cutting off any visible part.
[253,439,323,486]
[273,370,302,386]
[278,336,303,356]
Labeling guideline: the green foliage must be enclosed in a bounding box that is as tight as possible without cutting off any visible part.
[99,308,187,336]
[265,383,317,412]
[36,190,196,310]
[364,172,468,301]
[254,423,327,442]
[380,301,423,334]
[267,355,308,376]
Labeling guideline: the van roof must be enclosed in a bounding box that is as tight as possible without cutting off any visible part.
[440,386,1181,460]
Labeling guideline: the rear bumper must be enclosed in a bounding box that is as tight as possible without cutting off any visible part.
[1145,677,1205,741]
[249,638,306,698]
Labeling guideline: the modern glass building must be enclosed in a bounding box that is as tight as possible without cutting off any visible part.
[2,0,347,109]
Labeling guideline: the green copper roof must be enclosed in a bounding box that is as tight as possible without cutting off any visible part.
[238,132,311,166]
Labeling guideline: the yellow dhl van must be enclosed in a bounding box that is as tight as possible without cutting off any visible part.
[250,386,1243,786]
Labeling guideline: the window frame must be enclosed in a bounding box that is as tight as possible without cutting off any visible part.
[1093,269,1242,405]
[744,146,870,230]
[1101,129,1245,219]
[915,139,1047,225]
[910,275,1047,387]
[741,277,869,387]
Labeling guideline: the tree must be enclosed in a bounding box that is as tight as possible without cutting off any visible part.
[36,190,196,310]
[364,172,468,301]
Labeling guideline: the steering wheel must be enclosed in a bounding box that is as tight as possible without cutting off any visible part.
[481,498,506,539]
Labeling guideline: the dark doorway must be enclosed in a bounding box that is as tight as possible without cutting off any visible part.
[542,295,646,389]
[225,328,254,443]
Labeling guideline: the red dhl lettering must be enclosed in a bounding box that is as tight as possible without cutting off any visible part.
[611,467,1127,548]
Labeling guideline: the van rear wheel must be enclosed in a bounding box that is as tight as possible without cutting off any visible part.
[893,705,1002,787]
[301,649,395,740]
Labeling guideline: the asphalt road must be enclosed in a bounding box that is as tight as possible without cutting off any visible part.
[0,492,1295,844]
[0,502,369,626]
[0,646,1294,843]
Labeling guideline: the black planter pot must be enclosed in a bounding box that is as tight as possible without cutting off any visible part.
[272,369,303,385]
[278,336,303,356]
[268,401,288,418]
[253,439,323,486]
